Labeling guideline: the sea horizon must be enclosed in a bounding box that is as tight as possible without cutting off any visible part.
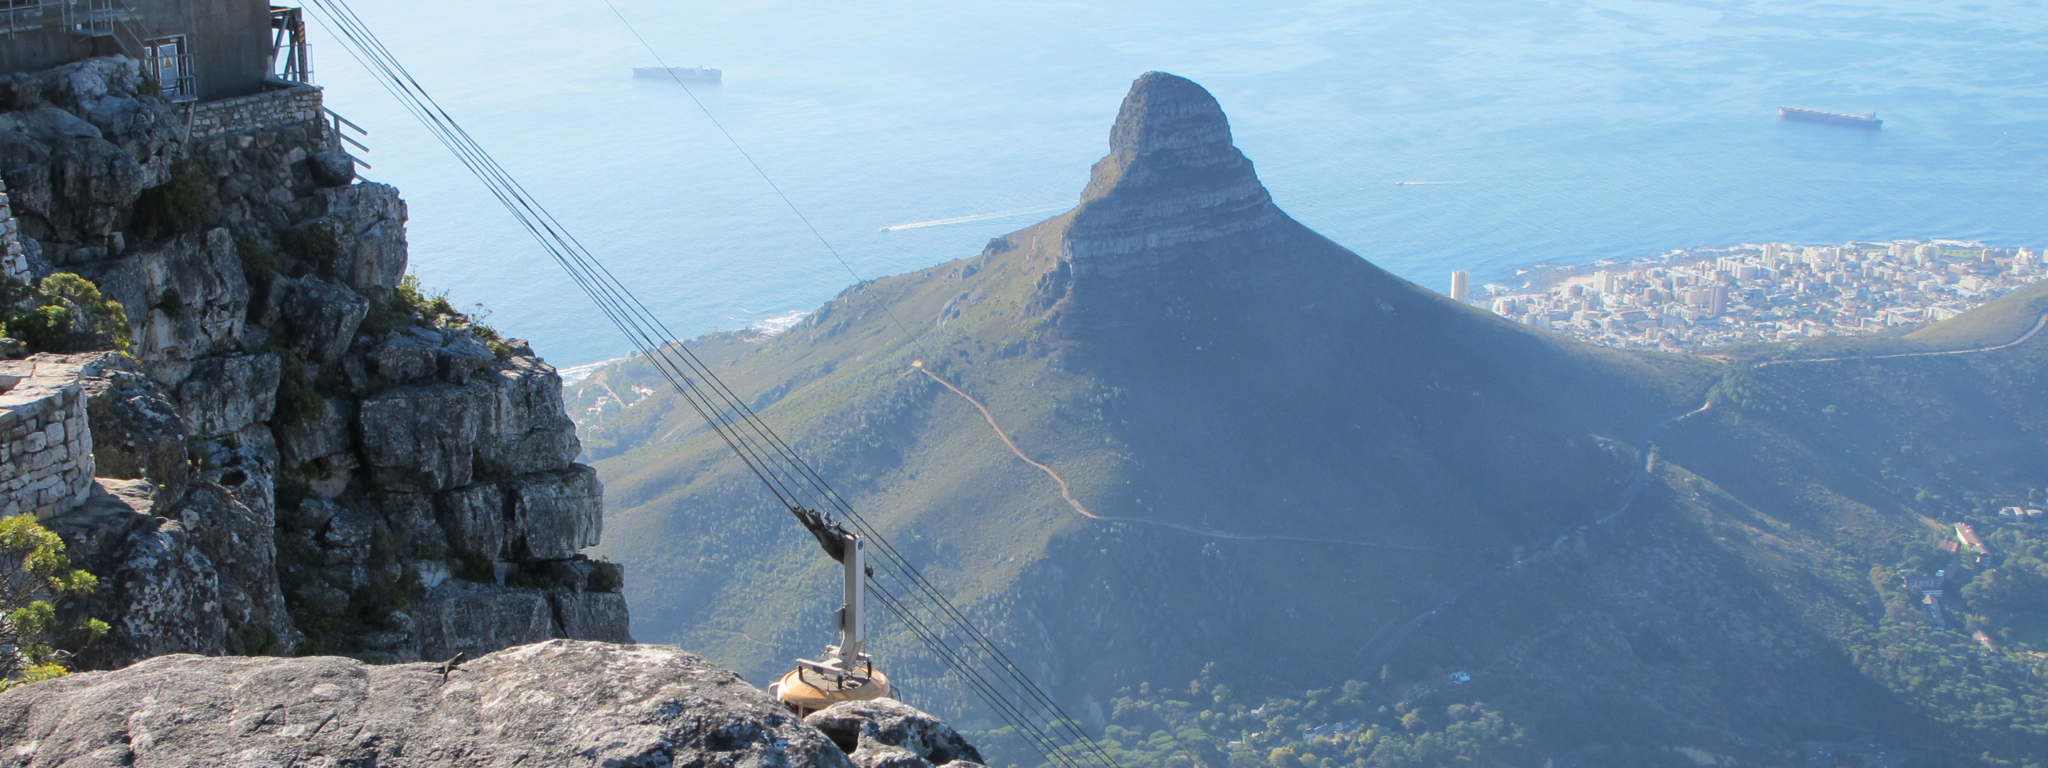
[315,0,2048,367]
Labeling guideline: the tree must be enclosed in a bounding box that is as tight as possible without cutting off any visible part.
[1,515,107,690]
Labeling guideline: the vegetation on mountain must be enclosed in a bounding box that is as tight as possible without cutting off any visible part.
[971,667,1538,768]
[0,515,107,690]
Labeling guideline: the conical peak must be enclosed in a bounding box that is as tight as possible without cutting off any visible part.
[1107,72,1235,158]
[1065,73,1279,271]
[1078,72,1253,203]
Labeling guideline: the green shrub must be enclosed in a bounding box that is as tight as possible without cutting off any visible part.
[359,277,511,355]
[456,553,496,583]
[237,239,279,288]
[588,560,625,592]
[1,515,109,690]
[150,288,183,320]
[1,274,131,353]
[281,222,341,262]
[131,158,217,240]
[270,345,325,424]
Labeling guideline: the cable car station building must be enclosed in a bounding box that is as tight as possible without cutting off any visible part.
[1,0,310,101]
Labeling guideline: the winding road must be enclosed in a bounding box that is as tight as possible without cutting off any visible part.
[1755,311,2048,367]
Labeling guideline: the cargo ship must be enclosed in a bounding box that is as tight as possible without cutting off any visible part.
[1779,106,1881,129]
[634,66,721,85]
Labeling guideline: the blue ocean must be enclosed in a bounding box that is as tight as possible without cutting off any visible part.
[314,0,2048,367]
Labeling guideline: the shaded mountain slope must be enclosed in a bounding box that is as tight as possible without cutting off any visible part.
[575,69,1708,702]
[571,73,2048,763]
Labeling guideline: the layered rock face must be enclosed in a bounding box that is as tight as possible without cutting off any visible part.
[0,58,628,666]
[1064,71,1281,278]
[0,640,983,768]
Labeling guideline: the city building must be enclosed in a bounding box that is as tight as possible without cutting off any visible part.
[1450,270,1470,303]
[1956,523,1989,559]
[1449,238,2044,353]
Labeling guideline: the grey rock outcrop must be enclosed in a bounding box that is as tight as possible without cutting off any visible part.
[1063,71,1280,278]
[1,57,630,667]
[806,699,988,768]
[173,352,280,437]
[75,354,187,504]
[0,641,859,768]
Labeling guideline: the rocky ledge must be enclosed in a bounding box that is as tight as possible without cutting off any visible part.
[0,640,987,768]
[1,57,628,665]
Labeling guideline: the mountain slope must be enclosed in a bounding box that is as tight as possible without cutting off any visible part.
[574,73,2048,764]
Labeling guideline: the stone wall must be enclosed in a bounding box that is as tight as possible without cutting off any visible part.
[0,355,96,519]
[184,82,326,141]
[1,172,26,282]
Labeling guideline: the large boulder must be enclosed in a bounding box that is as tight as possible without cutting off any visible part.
[357,355,580,493]
[437,465,603,564]
[0,641,856,768]
[806,699,987,768]
[411,579,557,662]
[172,353,279,438]
[307,181,407,291]
[272,274,369,364]
[74,352,189,506]
[549,589,633,644]
[76,228,250,385]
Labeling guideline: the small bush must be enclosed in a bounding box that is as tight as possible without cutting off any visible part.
[150,288,184,320]
[1,516,109,690]
[362,277,512,356]
[271,345,324,424]
[1,274,131,353]
[456,553,496,583]
[131,158,217,240]
[281,223,341,262]
[587,560,625,592]
[237,239,279,288]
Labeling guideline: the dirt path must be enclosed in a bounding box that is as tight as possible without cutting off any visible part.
[916,362,1496,553]
[1756,310,2048,368]
[915,361,1099,519]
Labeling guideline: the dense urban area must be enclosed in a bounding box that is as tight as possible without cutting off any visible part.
[1455,240,2046,352]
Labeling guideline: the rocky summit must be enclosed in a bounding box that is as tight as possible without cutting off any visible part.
[0,57,627,665]
[1064,72,1281,279]
[0,639,989,768]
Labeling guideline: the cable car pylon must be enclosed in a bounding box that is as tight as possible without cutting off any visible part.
[771,515,891,715]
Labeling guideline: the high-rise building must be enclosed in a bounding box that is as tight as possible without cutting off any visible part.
[1708,285,1727,316]
[1594,270,1627,295]
[1450,270,1471,303]
[1764,243,1784,261]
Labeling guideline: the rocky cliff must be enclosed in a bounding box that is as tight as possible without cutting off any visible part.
[0,57,627,667]
[0,639,989,768]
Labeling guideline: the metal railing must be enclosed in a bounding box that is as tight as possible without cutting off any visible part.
[323,105,369,167]
[270,5,311,84]
[1,0,50,37]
